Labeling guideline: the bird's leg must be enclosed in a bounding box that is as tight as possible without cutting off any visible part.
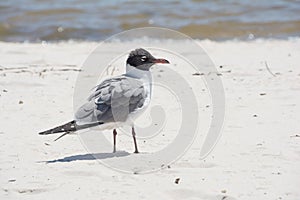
[132,126,139,153]
[113,129,117,153]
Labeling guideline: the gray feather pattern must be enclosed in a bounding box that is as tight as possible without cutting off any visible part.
[75,75,147,125]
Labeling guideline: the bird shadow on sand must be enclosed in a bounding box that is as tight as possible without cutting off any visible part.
[41,151,130,164]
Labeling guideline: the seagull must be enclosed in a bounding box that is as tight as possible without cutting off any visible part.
[39,48,169,153]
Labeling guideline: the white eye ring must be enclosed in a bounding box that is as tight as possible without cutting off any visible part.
[141,56,147,61]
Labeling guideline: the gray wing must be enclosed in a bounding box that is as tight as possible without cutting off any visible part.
[75,75,147,125]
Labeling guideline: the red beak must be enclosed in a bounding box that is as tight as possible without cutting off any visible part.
[153,58,170,64]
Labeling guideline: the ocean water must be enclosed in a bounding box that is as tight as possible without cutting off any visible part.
[0,0,300,42]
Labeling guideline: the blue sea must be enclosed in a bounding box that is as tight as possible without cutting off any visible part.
[0,0,300,42]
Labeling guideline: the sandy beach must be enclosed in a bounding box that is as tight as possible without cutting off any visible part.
[1,39,300,200]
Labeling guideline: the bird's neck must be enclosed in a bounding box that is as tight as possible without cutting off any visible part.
[125,64,152,81]
[126,64,152,97]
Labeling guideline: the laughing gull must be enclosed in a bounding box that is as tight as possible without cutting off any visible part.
[39,48,169,153]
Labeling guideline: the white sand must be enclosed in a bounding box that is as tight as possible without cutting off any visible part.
[0,39,300,200]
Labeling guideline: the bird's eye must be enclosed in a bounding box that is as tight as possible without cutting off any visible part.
[141,55,147,62]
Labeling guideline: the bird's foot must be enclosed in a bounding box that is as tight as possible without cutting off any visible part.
[134,150,139,154]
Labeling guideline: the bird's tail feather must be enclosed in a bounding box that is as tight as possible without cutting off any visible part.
[38,120,103,135]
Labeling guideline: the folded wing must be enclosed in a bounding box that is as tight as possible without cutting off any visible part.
[75,76,147,125]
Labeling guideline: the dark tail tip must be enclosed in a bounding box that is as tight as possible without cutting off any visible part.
[38,120,76,135]
[39,130,51,135]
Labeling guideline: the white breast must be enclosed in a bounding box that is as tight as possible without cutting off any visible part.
[124,64,152,125]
